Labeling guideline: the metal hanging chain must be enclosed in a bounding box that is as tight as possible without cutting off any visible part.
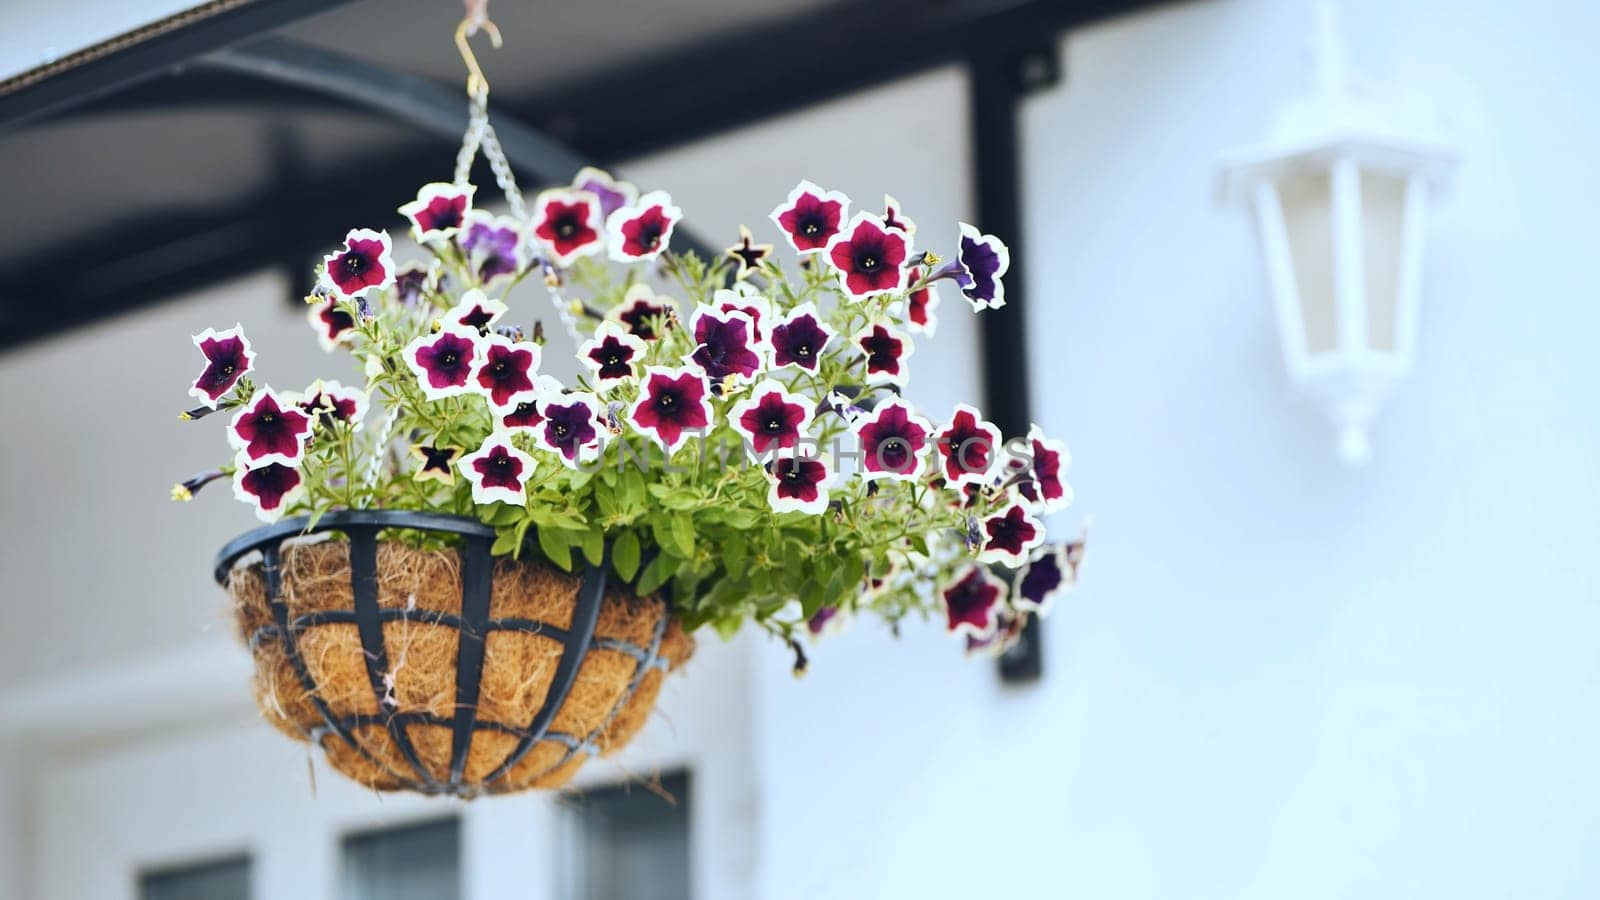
[450,10,527,219]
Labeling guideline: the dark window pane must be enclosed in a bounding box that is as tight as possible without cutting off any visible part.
[140,856,250,900]
[560,771,691,900]
[341,817,460,900]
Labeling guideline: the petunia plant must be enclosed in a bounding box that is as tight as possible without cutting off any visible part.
[174,171,1083,665]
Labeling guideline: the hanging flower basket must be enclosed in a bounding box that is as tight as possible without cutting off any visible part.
[218,510,692,796]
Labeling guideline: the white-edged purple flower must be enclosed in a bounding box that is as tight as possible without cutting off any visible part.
[713,285,773,343]
[853,322,913,386]
[942,564,1007,639]
[293,379,368,430]
[189,324,254,408]
[881,194,916,236]
[607,190,681,262]
[579,321,646,384]
[853,399,932,482]
[827,212,910,300]
[964,607,1025,657]
[767,454,832,515]
[769,302,834,372]
[630,366,712,454]
[947,223,1010,311]
[610,284,676,340]
[571,166,637,221]
[233,461,305,523]
[532,188,605,267]
[535,392,606,468]
[903,265,939,336]
[322,228,394,300]
[411,443,460,486]
[977,502,1044,565]
[307,294,356,352]
[684,308,764,385]
[935,403,1001,486]
[497,374,562,434]
[228,388,313,468]
[472,333,541,411]
[404,327,483,401]
[770,180,849,254]
[458,210,528,287]
[393,261,436,307]
[459,434,537,506]
[399,182,474,242]
[1006,425,1073,514]
[442,288,507,333]
[1014,542,1079,615]
[730,380,814,460]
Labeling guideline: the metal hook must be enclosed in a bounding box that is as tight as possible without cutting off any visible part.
[454,15,502,100]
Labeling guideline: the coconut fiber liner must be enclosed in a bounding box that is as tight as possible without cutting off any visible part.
[228,538,693,796]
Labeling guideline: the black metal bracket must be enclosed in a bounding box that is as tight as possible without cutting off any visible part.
[968,41,1062,685]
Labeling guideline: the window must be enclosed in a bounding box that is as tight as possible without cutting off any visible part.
[341,817,461,900]
[559,771,691,900]
[139,856,250,900]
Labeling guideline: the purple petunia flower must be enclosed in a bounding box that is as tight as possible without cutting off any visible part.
[731,381,814,460]
[571,166,637,221]
[929,223,1010,311]
[535,392,605,468]
[630,366,712,454]
[770,180,849,254]
[881,194,916,236]
[472,333,541,411]
[935,403,1001,486]
[459,210,528,287]
[806,605,846,638]
[827,212,910,300]
[404,327,483,401]
[459,434,537,506]
[411,444,460,486]
[853,322,914,386]
[685,308,764,384]
[322,228,394,300]
[941,564,1007,639]
[232,461,305,523]
[307,294,356,352]
[228,388,313,468]
[769,302,834,372]
[532,188,605,267]
[902,265,939,336]
[610,284,675,340]
[293,379,368,430]
[725,225,773,278]
[442,288,507,333]
[1004,425,1074,514]
[189,324,255,409]
[607,190,681,262]
[399,182,474,242]
[1014,541,1081,616]
[393,262,434,307]
[767,454,832,515]
[579,322,646,384]
[978,502,1044,565]
[853,399,932,482]
[964,606,1025,657]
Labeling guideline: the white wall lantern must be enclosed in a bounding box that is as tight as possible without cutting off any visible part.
[1223,0,1456,464]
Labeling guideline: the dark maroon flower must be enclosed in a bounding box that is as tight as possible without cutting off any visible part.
[443,289,506,333]
[393,263,433,307]
[498,399,544,433]
[607,190,681,261]
[307,294,355,352]
[1015,541,1082,615]
[685,309,763,384]
[965,606,1025,657]
[458,211,527,286]
[713,287,772,343]
[854,322,913,385]
[769,302,834,372]
[579,322,646,384]
[630,366,712,454]
[935,403,1001,485]
[228,388,313,467]
[930,223,1010,310]
[827,213,909,299]
[233,462,304,523]
[725,225,773,278]
[767,454,831,515]
[411,444,460,486]
[472,334,540,410]
[459,435,536,506]
[978,502,1044,565]
[853,399,931,482]
[731,381,814,459]
[770,180,849,254]
[572,166,636,220]
[532,188,604,267]
[806,605,844,637]
[903,266,939,335]
[171,468,226,502]
[189,324,255,408]
[294,380,367,429]
[322,228,394,299]
[881,194,916,236]
[536,393,605,467]
[611,285,675,340]
[404,328,482,401]
[1005,425,1073,514]
[942,565,1006,638]
[399,182,474,240]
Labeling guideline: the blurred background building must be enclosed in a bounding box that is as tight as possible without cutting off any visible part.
[1,0,1598,898]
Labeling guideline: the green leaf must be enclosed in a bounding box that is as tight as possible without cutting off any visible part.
[638,553,673,595]
[670,515,695,558]
[487,503,523,526]
[613,531,642,582]
[723,537,747,572]
[579,526,605,567]
[491,528,520,556]
[538,527,573,572]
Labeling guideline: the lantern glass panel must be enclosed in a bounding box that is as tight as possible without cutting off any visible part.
[1361,169,1406,353]
[1279,168,1337,355]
